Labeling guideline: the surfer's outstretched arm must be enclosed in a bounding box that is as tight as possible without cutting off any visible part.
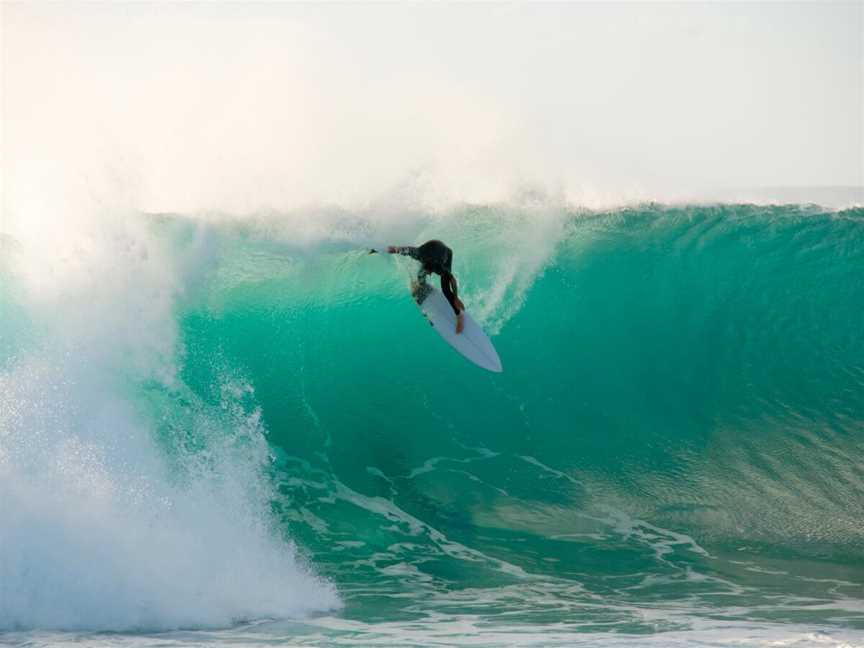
[387,246,421,261]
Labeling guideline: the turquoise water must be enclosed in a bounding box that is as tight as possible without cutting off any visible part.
[2,203,864,646]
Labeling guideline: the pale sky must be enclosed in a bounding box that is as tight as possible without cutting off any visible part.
[2,2,862,214]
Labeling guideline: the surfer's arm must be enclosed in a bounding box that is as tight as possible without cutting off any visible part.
[441,273,465,333]
[387,246,420,261]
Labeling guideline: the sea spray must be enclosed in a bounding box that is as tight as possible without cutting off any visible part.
[0,209,338,631]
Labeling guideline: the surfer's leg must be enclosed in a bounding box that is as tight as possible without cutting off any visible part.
[412,267,432,303]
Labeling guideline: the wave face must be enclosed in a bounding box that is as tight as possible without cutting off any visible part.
[2,202,864,645]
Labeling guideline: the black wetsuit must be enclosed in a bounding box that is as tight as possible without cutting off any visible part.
[392,240,462,315]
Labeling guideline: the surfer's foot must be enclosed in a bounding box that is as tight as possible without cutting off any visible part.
[456,312,465,334]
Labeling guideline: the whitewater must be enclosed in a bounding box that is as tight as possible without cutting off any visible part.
[2,199,863,647]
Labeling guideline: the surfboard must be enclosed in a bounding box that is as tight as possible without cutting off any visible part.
[411,281,503,373]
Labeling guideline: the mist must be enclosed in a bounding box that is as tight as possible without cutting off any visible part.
[2,2,861,220]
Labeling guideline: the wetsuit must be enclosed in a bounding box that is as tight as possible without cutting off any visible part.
[391,240,462,315]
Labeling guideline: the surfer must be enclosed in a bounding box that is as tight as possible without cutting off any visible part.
[387,240,465,334]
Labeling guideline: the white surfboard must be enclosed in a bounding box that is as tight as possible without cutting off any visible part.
[412,282,503,373]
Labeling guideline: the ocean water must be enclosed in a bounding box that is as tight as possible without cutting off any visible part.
[1,202,863,647]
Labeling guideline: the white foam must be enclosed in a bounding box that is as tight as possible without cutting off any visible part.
[0,209,339,631]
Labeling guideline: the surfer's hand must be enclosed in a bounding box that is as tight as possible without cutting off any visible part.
[456,312,465,334]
